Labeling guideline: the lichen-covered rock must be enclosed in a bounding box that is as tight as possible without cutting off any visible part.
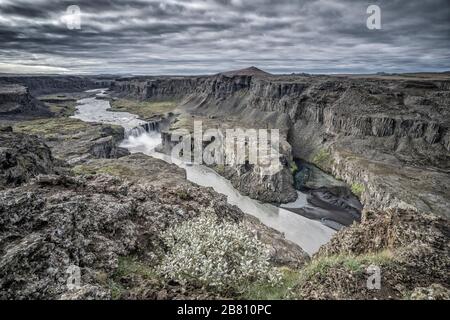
[294,208,450,299]
[0,84,51,121]
[0,130,56,188]
[0,149,307,299]
[410,284,450,300]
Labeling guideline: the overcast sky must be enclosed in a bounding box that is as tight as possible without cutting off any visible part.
[0,0,449,75]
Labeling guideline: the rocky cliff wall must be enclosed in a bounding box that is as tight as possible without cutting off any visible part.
[0,84,51,119]
[110,74,450,217]
[0,76,102,96]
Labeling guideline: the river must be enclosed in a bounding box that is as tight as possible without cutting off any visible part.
[72,89,335,255]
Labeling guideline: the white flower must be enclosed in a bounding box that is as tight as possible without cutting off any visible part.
[157,214,280,293]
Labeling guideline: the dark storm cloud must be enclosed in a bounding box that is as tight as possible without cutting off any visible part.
[0,0,449,74]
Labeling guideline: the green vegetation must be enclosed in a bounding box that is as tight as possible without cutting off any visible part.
[312,148,333,170]
[351,182,365,198]
[72,163,134,178]
[175,189,192,200]
[299,250,393,280]
[13,118,91,139]
[215,164,225,174]
[290,161,299,175]
[109,98,178,119]
[240,267,299,300]
[109,256,159,300]
[38,94,78,117]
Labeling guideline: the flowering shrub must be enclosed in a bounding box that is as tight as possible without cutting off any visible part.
[157,214,280,294]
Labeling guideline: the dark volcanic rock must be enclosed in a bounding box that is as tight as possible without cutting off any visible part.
[110,72,450,217]
[295,208,450,299]
[0,84,51,121]
[0,132,307,299]
[0,172,307,299]
[0,130,56,188]
[0,76,103,96]
[13,118,130,165]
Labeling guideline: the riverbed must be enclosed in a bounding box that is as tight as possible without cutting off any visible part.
[72,89,335,255]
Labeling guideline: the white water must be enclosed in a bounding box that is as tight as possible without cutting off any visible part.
[73,89,335,255]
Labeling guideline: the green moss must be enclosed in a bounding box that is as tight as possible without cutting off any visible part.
[13,118,90,138]
[215,164,225,174]
[38,94,78,117]
[47,102,77,117]
[72,165,97,176]
[312,148,333,170]
[240,267,300,300]
[290,162,298,175]
[72,164,134,178]
[299,250,393,281]
[351,183,365,198]
[109,256,159,300]
[115,256,157,280]
[109,98,178,119]
[176,189,192,200]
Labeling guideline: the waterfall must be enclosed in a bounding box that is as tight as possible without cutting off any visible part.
[125,121,160,138]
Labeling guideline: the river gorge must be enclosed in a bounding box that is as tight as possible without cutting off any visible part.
[72,89,335,255]
[1,71,449,300]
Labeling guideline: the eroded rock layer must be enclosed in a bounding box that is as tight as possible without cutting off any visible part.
[110,72,450,217]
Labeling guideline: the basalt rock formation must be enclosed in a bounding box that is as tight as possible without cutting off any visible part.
[295,208,450,299]
[0,128,58,188]
[13,118,129,165]
[109,71,450,218]
[0,76,106,96]
[0,131,308,300]
[0,84,51,121]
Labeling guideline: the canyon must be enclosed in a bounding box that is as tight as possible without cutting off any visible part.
[0,69,449,300]
[110,68,450,219]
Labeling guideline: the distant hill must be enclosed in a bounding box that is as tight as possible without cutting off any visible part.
[218,66,272,77]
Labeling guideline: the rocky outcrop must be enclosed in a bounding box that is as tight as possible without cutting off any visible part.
[13,118,129,165]
[0,76,103,96]
[217,163,297,203]
[0,128,57,188]
[0,84,51,120]
[0,132,308,299]
[110,72,450,217]
[294,208,450,299]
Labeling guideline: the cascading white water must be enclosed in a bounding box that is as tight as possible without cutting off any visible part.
[73,89,335,255]
[120,131,161,154]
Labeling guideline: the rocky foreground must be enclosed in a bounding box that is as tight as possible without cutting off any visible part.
[0,129,307,299]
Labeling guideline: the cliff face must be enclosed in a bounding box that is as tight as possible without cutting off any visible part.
[110,73,450,217]
[0,76,104,96]
[296,208,450,299]
[0,84,51,120]
[0,127,56,188]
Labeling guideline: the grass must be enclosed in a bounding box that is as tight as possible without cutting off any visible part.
[351,183,365,198]
[13,118,91,139]
[299,250,393,281]
[109,256,160,300]
[38,94,78,117]
[215,164,225,174]
[175,189,192,200]
[109,98,178,119]
[312,148,333,170]
[240,267,300,300]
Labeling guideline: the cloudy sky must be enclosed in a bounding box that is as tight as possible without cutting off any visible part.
[0,0,449,75]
